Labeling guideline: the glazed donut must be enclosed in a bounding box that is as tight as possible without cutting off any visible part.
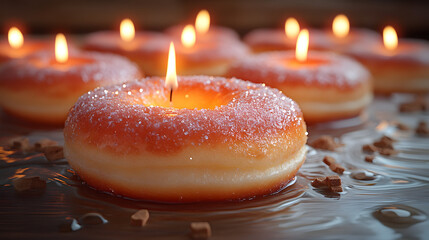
[83,31,171,76]
[226,51,373,123]
[64,76,307,202]
[344,39,429,94]
[0,51,142,124]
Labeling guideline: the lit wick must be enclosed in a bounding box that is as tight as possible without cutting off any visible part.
[165,42,178,103]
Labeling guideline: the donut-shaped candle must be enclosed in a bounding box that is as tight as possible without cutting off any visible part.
[227,30,373,123]
[0,34,142,125]
[0,27,49,63]
[64,76,307,202]
[344,26,429,94]
[82,18,171,76]
[166,9,240,43]
[244,15,379,53]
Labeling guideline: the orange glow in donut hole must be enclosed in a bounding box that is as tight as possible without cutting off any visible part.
[156,42,229,109]
[8,27,24,49]
[181,25,196,48]
[332,14,350,38]
[383,26,398,51]
[55,33,68,64]
[120,18,135,42]
[285,17,300,39]
[195,9,210,34]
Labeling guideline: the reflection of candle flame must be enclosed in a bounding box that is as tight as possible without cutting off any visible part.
[296,29,309,62]
[332,14,349,38]
[165,42,178,92]
[120,18,135,42]
[383,26,398,51]
[195,9,210,34]
[285,18,300,39]
[55,33,68,63]
[8,27,24,49]
[181,25,196,48]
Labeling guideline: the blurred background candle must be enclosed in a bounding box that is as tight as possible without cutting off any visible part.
[82,18,170,76]
[0,27,49,63]
[344,25,429,94]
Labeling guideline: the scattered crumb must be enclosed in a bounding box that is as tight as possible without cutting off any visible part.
[394,122,409,131]
[322,156,336,166]
[329,164,345,174]
[10,137,31,152]
[190,222,212,239]
[42,146,64,162]
[322,156,345,174]
[365,155,375,163]
[398,97,428,113]
[130,209,150,226]
[362,136,398,156]
[12,176,46,192]
[311,177,326,188]
[416,121,429,137]
[311,175,342,192]
[362,144,377,153]
[309,135,342,151]
[34,139,58,152]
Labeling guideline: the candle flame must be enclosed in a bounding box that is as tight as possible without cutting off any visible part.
[296,29,309,62]
[8,27,24,49]
[120,18,135,42]
[181,25,196,48]
[165,42,178,90]
[55,33,68,63]
[285,18,300,39]
[332,14,349,38]
[195,9,210,34]
[383,26,398,51]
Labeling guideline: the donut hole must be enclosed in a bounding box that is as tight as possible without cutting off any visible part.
[140,86,233,110]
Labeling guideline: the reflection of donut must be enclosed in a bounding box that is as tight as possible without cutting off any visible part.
[344,40,429,94]
[0,51,142,125]
[64,76,307,202]
[226,51,373,123]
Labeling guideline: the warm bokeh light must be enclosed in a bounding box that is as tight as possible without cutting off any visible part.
[165,42,178,91]
[285,18,300,39]
[181,25,196,48]
[195,9,210,34]
[55,33,68,63]
[8,27,24,49]
[120,18,135,42]
[332,14,350,38]
[296,29,309,62]
[383,26,398,51]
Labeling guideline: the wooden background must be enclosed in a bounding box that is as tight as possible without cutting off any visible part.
[1,0,429,39]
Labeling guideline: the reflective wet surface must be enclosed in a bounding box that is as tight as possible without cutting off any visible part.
[0,94,428,239]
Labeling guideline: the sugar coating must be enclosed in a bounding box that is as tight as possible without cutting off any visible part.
[226,51,371,89]
[0,50,141,89]
[64,76,306,155]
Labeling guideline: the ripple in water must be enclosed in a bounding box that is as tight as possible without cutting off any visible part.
[373,204,427,228]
